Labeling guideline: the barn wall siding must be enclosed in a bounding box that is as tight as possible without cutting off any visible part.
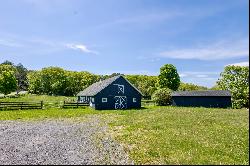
[172,96,232,108]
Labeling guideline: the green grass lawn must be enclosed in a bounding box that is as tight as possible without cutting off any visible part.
[108,106,249,165]
[0,95,249,165]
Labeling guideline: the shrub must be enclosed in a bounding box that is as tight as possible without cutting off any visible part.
[152,88,172,106]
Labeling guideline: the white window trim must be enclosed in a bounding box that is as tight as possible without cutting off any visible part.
[102,98,107,103]
[91,98,95,103]
[133,98,136,103]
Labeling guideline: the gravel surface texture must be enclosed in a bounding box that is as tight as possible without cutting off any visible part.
[0,117,133,165]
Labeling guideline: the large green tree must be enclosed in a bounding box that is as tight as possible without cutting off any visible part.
[1,61,29,92]
[158,64,180,91]
[27,67,67,95]
[1,60,14,66]
[40,67,67,95]
[64,71,100,96]
[0,65,17,95]
[27,71,43,94]
[125,75,158,99]
[217,65,249,108]
[28,67,101,96]
[15,63,29,91]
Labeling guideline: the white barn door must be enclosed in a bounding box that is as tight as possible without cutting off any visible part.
[114,96,127,109]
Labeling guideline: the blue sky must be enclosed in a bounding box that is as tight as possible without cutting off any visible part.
[0,0,249,87]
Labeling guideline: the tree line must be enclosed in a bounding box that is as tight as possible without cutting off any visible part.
[0,60,248,108]
[0,61,207,97]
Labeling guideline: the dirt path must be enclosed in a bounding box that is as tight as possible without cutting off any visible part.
[0,117,133,165]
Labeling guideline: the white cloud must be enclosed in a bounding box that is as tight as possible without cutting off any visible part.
[114,12,183,25]
[179,71,219,78]
[0,39,23,47]
[179,73,188,77]
[27,39,98,55]
[196,74,209,78]
[66,44,98,54]
[180,72,220,88]
[159,38,249,60]
[226,61,249,66]
[94,11,184,30]
[0,34,99,56]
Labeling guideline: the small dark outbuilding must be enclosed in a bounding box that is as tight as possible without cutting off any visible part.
[76,75,142,110]
[172,90,232,108]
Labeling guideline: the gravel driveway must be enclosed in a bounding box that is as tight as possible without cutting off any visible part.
[0,117,133,165]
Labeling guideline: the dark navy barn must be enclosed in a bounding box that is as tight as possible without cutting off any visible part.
[77,75,142,110]
[172,90,232,108]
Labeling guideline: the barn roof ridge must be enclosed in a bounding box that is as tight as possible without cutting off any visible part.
[76,75,142,96]
[172,90,231,97]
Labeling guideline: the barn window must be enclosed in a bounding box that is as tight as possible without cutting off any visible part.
[133,98,136,102]
[102,98,107,103]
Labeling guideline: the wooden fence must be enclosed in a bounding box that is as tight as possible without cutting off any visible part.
[62,101,89,108]
[0,101,43,110]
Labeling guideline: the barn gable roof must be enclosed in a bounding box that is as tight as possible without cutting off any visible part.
[77,75,142,96]
[172,90,231,97]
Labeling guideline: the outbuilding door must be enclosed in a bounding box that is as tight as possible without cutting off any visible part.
[114,96,127,109]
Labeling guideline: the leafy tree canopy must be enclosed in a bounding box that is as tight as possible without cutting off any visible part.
[217,65,249,108]
[1,60,14,66]
[0,64,17,95]
[158,64,180,91]
[178,82,208,91]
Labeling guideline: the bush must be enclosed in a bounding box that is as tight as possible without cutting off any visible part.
[152,88,172,106]
[232,99,248,109]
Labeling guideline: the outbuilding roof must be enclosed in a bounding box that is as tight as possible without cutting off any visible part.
[76,75,142,96]
[172,90,231,97]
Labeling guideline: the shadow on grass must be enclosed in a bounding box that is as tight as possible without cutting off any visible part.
[132,106,148,110]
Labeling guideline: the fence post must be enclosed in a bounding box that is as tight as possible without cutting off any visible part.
[21,102,23,110]
[77,101,78,108]
[41,101,43,109]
